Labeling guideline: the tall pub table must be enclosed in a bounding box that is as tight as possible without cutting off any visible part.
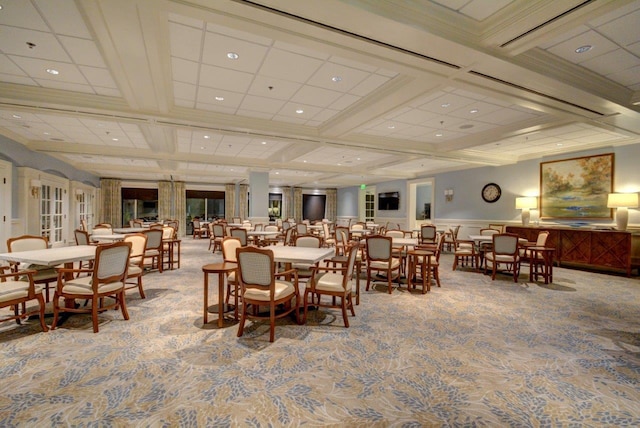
[202,262,238,327]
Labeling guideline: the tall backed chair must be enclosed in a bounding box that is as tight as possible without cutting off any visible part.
[51,241,132,333]
[74,229,95,272]
[322,222,335,247]
[296,223,308,235]
[230,227,248,246]
[293,234,323,281]
[123,233,148,298]
[303,244,357,327]
[221,237,242,312]
[443,225,460,251]
[420,224,437,244]
[484,233,521,282]
[452,235,479,272]
[192,219,206,239]
[142,229,164,273]
[209,223,226,252]
[365,235,401,294]
[236,246,300,342]
[0,267,48,332]
[7,235,58,302]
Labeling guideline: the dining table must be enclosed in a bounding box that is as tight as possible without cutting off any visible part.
[90,234,127,242]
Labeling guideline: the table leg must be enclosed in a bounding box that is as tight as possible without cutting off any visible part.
[203,272,209,324]
[218,272,224,328]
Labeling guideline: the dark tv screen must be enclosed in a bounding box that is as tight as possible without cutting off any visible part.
[378,192,400,210]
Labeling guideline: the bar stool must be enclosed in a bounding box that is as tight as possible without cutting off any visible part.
[528,247,555,284]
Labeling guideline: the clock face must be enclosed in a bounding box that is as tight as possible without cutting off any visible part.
[482,183,501,203]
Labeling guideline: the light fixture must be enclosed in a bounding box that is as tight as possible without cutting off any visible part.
[215,96,224,101]
[30,179,42,198]
[469,109,479,114]
[630,91,640,106]
[331,76,342,82]
[515,196,538,226]
[607,193,639,231]
[226,52,239,60]
[46,68,59,75]
[575,45,592,54]
[75,189,83,202]
[444,188,454,202]
[296,109,304,114]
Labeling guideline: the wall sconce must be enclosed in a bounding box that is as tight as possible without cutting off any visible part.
[515,196,537,226]
[30,179,41,198]
[607,192,639,231]
[444,188,454,202]
[75,189,84,202]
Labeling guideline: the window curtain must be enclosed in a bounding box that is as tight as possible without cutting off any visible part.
[158,181,172,221]
[326,188,337,222]
[282,186,292,220]
[173,181,186,237]
[225,183,236,221]
[293,187,302,222]
[100,178,121,227]
[239,184,249,220]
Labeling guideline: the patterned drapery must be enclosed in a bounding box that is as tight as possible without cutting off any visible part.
[158,181,172,221]
[157,180,185,236]
[239,184,249,221]
[326,188,337,222]
[100,178,121,227]
[225,183,236,221]
[293,187,302,222]
[282,186,292,220]
[173,181,186,237]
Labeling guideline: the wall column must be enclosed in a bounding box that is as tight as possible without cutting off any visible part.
[249,171,269,223]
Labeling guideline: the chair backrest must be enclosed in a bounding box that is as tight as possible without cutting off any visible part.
[7,235,48,252]
[74,229,90,246]
[480,228,500,236]
[296,223,308,235]
[230,227,248,246]
[385,229,403,239]
[193,219,201,229]
[420,224,437,243]
[166,220,179,231]
[275,219,283,228]
[232,217,242,224]
[536,231,550,246]
[124,233,148,266]
[254,223,264,231]
[265,225,278,233]
[322,222,331,238]
[335,226,350,245]
[282,221,291,231]
[92,227,113,236]
[93,242,131,286]
[80,218,88,231]
[295,235,322,248]
[222,237,242,263]
[133,219,144,228]
[451,225,461,238]
[237,246,275,288]
[143,229,163,250]
[492,233,519,255]
[213,223,225,238]
[351,223,364,231]
[162,226,175,240]
[365,235,392,261]
[488,224,505,233]
[284,227,295,246]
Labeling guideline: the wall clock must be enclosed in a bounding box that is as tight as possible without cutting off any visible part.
[481,183,501,203]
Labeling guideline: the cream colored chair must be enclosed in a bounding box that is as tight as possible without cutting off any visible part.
[124,233,148,298]
[7,235,58,302]
[484,233,521,282]
[51,241,132,333]
[365,235,401,294]
[0,267,48,332]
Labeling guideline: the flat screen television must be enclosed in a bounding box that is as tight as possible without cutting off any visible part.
[378,191,400,210]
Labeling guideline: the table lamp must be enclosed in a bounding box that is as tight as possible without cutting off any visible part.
[515,197,537,226]
[607,193,639,231]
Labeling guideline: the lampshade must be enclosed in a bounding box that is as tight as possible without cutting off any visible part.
[515,196,537,209]
[607,193,639,208]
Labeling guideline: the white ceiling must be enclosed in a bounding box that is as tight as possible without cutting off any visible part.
[0,0,639,188]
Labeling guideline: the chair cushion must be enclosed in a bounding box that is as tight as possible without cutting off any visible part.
[62,276,125,295]
[369,259,400,270]
[127,266,143,276]
[314,272,349,293]
[227,271,236,282]
[486,254,519,263]
[243,280,295,301]
[0,281,44,302]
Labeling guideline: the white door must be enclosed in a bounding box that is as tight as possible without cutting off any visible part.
[40,183,66,246]
[0,160,11,253]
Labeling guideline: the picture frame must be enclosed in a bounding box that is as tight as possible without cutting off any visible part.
[540,153,614,219]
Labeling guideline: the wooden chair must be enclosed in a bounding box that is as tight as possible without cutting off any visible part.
[192,219,206,239]
[7,235,58,302]
[236,246,300,342]
[452,235,479,272]
[80,218,88,231]
[303,244,357,327]
[221,237,242,315]
[132,219,144,228]
[0,267,48,332]
[209,223,225,252]
[142,229,163,273]
[296,223,308,235]
[385,229,407,276]
[74,229,95,273]
[443,225,460,252]
[420,224,437,244]
[365,235,401,294]
[123,233,148,298]
[293,235,323,282]
[484,233,521,282]
[51,241,132,333]
[321,222,335,247]
[230,227,248,246]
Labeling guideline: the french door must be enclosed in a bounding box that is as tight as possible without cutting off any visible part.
[41,183,65,246]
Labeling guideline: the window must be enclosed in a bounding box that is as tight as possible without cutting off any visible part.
[40,183,64,245]
[365,193,375,222]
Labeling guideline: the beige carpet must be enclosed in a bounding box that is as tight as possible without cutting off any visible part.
[1,238,639,426]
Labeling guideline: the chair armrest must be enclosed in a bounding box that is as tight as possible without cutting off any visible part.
[0,268,36,282]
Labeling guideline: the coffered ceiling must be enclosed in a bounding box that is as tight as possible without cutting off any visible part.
[0,0,639,188]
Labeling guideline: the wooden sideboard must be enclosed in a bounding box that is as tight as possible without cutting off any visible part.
[506,226,640,276]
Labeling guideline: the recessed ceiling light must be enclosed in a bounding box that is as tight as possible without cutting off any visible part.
[43,132,49,135]
[356,157,361,161]
[331,76,342,82]
[46,68,59,75]
[226,52,239,60]
[12,114,21,119]
[388,125,395,129]
[275,171,279,175]
[441,103,450,108]
[215,96,224,101]
[204,135,210,139]
[261,141,267,145]
[557,143,563,146]
[200,146,205,150]
[303,160,307,163]
[296,109,304,114]
[469,109,479,114]
[435,132,443,137]
[112,138,119,141]
[575,45,592,54]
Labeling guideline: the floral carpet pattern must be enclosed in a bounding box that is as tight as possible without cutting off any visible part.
[1,238,639,427]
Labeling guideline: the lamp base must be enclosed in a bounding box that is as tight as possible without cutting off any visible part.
[615,207,629,231]
[521,209,530,226]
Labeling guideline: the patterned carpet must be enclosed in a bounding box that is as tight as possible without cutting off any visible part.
[1,238,639,427]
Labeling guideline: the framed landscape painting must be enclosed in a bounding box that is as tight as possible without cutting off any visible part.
[540,153,613,219]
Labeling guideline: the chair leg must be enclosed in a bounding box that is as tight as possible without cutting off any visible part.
[50,293,61,330]
[137,277,146,299]
[119,291,130,321]
[35,293,48,332]
[341,297,349,328]
[269,304,276,342]
[92,297,100,333]
[237,304,247,338]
